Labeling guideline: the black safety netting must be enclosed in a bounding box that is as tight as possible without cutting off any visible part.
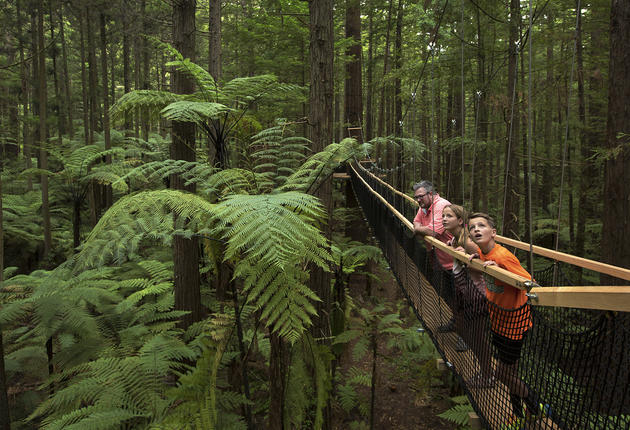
[350,163,630,430]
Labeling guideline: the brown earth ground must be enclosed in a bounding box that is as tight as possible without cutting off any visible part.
[332,265,460,430]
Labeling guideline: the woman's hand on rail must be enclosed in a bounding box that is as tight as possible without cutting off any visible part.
[468,252,479,262]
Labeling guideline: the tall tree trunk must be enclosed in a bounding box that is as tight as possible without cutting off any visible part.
[87,6,99,141]
[376,0,393,140]
[344,0,362,141]
[141,0,150,141]
[269,332,287,430]
[365,0,374,142]
[208,0,221,82]
[541,10,554,214]
[122,0,132,132]
[602,0,630,279]
[101,12,113,209]
[59,4,74,138]
[0,159,10,430]
[394,0,403,189]
[49,1,63,143]
[17,0,32,190]
[79,8,90,145]
[502,0,520,238]
[171,0,202,329]
[574,4,586,280]
[39,0,52,262]
[307,1,334,428]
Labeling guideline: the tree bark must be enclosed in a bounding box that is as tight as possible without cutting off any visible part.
[394,0,403,189]
[208,0,222,82]
[602,0,630,277]
[171,0,202,329]
[0,158,11,430]
[101,12,113,209]
[39,0,52,262]
[59,4,74,138]
[574,3,586,280]
[307,0,334,428]
[365,0,374,142]
[344,0,362,142]
[122,0,132,132]
[502,0,520,238]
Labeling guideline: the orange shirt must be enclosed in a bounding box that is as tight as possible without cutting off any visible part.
[479,244,532,339]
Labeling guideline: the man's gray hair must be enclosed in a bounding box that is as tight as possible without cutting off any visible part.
[413,180,436,194]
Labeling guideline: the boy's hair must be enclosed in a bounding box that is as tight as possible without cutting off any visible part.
[445,204,468,248]
[468,212,496,229]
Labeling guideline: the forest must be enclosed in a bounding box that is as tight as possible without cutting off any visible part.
[0,0,629,429]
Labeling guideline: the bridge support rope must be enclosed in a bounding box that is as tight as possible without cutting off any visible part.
[349,162,630,430]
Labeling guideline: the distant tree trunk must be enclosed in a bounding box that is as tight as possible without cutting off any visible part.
[209,0,221,82]
[172,0,202,329]
[101,12,113,209]
[49,2,63,143]
[0,161,11,430]
[38,0,52,262]
[365,0,374,141]
[344,0,362,141]
[602,0,630,278]
[141,0,150,141]
[122,0,132,132]
[394,0,403,189]
[79,9,90,145]
[541,11,554,214]
[87,7,99,141]
[17,0,32,191]
[502,0,520,238]
[376,0,393,140]
[307,1,334,428]
[59,4,74,138]
[269,332,287,430]
[574,4,586,279]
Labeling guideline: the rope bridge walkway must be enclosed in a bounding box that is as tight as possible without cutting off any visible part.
[347,161,630,430]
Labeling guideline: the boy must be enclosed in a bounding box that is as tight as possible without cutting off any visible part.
[467,212,540,419]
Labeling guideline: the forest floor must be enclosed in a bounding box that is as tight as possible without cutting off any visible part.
[332,265,459,430]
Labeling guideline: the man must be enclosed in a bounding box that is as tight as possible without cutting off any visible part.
[413,180,453,270]
[413,181,461,339]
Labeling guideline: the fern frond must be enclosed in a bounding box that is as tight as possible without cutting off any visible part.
[161,101,231,124]
[111,90,181,120]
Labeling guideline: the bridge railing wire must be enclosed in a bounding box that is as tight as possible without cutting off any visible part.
[350,162,630,430]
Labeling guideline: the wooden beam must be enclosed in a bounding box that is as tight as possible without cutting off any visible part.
[529,286,630,312]
[332,173,350,179]
[495,235,630,281]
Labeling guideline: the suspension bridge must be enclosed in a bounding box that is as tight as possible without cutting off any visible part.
[344,160,630,430]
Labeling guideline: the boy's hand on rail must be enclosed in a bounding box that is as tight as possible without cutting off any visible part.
[482,260,497,268]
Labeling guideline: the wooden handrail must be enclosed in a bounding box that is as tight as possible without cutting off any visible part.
[351,163,630,312]
[494,235,630,281]
[356,162,630,281]
[529,286,630,312]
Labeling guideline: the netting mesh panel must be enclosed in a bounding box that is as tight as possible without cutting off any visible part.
[350,164,630,430]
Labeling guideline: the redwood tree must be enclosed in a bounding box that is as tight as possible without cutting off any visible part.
[601,0,630,276]
[171,0,202,328]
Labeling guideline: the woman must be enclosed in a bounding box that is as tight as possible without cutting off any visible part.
[442,204,494,388]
